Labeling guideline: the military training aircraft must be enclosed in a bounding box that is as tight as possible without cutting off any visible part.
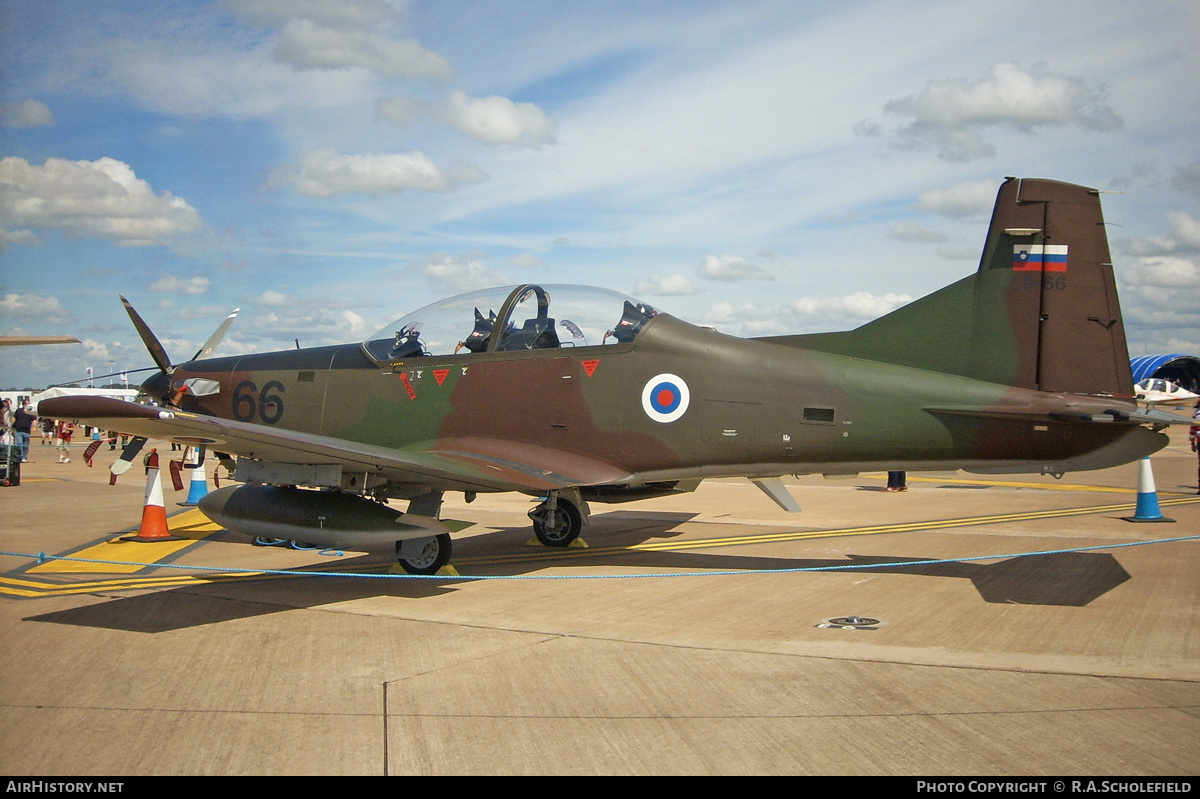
[37,178,1189,574]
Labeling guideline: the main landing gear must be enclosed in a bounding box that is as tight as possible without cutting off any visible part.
[528,490,585,547]
[395,491,454,575]
[396,534,453,575]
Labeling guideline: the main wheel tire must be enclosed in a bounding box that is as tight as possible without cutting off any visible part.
[531,498,582,547]
[396,533,452,575]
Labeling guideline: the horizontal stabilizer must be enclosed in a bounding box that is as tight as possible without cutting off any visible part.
[1105,407,1193,425]
[926,404,1190,426]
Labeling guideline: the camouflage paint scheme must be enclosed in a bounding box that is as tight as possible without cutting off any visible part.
[38,179,1183,571]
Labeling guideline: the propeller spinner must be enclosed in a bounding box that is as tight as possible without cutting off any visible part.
[112,297,239,483]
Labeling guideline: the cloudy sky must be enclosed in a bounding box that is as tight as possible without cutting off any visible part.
[2,0,1198,389]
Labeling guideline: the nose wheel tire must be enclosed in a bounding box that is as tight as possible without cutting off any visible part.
[530,498,582,547]
[396,533,452,575]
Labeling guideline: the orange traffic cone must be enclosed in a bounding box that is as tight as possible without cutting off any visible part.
[123,449,183,542]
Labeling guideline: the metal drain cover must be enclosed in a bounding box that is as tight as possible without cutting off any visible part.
[817,615,881,630]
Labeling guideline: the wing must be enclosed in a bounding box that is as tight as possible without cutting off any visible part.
[36,396,632,494]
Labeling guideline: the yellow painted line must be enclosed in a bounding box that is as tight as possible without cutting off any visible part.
[27,508,223,574]
[458,495,1200,566]
[0,561,367,599]
[0,573,218,598]
[911,476,1137,492]
[168,507,227,536]
[865,473,1179,494]
[5,497,1198,596]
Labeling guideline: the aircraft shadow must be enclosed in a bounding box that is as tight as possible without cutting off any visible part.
[23,558,455,634]
[586,548,1129,607]
[23,516,1130,633]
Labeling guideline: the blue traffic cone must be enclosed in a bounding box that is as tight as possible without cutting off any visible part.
[179,451,210,507]
[1123,457,1174,523]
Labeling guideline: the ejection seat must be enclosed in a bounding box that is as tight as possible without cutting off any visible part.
[499,317,560,351]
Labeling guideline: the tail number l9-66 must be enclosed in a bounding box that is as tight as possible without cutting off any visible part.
[233,380,285,424]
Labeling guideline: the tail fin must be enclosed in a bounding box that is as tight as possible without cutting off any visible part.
[769,178,1133,396]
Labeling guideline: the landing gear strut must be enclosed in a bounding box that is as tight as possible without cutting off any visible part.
[395,491,452,575]
[528,492,584,547]
[396,534,453,575]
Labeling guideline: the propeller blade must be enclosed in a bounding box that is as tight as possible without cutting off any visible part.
[110,435,147,484]
[120,295,172,374]
[191,308,240,361]
[214,451,236,487]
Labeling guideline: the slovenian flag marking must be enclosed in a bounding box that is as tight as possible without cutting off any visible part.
[1013,244,1068,272]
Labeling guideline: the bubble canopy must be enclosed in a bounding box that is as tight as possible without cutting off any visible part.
[363,284,660,363]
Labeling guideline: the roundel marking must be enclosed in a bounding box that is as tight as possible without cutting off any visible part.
[641,373,690,423]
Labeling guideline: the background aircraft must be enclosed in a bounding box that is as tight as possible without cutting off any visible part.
[1134,378,1199,407]
[38,178,1188,574]
[0,336,80,346]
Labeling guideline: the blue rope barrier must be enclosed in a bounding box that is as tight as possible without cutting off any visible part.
[4,533,1199,582]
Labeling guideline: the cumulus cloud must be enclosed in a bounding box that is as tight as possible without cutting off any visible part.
[1,293,73,324]
[1117,211,1200,257]
[880,62,1122,161]
[508,252,547,269]
[1119,255,1200,344]
[697,255,773,282]
[889,221,949,243]
[633,274,700,296]
[227,0,394,30]
[420,252,504,293]
[255,289,296,307]
[1115,207,1200,349]
[378,90,555,148]
[0,99,53,128]
[0,229,39,251]
[1124,256,1200,289]
[148,276,212,295]
[79,338,121,362]
[792,292,914,319]
[246,306,373,347]
[1172,161,1200,199]
[0,156,203,247]
[937,246,982,261]
[705,292,913,335]
[274,19,452,81]
[173,304,234,322]
[914,179,997,219]
[270,148,485,196]
[1166,211,1200,250]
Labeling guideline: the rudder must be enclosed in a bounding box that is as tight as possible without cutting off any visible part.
[973,177,1131,395]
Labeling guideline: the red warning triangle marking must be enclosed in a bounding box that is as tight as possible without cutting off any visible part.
[581,359,599,377]
[433,368,450,387]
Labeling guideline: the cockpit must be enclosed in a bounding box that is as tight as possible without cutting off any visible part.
[362,284,660,364]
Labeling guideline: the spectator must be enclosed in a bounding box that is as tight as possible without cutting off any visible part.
[12,404,36,463]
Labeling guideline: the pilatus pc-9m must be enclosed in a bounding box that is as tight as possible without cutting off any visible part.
[40,178,1186,574]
